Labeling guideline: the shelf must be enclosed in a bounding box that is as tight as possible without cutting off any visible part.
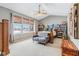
[69,4,79,39]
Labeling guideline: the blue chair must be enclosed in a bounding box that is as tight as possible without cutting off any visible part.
[32,33,49,45]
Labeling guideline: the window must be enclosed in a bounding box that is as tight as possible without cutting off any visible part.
[12,15,34,34]
[22,17,33,33]
[29,24,33,31]
[12,15,22,34]
[23,24,30,33]
[29,19,34,31]
[13,23,22,34]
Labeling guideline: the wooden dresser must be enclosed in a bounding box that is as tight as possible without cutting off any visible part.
[62,39,79,56]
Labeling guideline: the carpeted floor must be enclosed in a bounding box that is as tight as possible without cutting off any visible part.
[9,38,62,56]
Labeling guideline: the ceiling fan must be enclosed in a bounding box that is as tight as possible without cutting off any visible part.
[34,4,47,17]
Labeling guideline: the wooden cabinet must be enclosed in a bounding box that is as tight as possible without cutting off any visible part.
[0,19,9,55]
[2,19,9,55]
[62,39,79,56]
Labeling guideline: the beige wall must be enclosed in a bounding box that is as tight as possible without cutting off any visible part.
[40,15,67,28]
[13,32,33,43]
[0,6,38,43]
[13,19,39,42]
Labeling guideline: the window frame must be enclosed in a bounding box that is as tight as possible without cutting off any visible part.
[12,14,34,34]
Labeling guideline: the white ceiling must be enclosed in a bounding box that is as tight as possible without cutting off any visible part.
[0,3,73,20]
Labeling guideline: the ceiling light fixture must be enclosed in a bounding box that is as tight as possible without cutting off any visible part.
[34,4,47,17]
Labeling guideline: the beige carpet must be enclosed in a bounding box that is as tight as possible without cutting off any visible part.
[9,38,62,56]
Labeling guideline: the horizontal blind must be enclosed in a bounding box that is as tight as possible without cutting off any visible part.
[29,19,34,25]
[13,15,22,23]
[23,17,29,24]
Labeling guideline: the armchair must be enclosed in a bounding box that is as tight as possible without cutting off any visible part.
[32,33,49,45]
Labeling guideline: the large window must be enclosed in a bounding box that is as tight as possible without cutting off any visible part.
[23,24,30,32]
[13,23,22,34]
[23,17,29,33]
[29,19,34,31]
[12,15,34,34]
[29,24,33,31]
[22,17,33,33]
[12,15,22,34]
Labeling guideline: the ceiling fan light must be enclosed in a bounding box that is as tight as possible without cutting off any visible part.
[34,4,47,17]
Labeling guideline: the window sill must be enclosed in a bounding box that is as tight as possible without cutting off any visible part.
[13,31,34,35]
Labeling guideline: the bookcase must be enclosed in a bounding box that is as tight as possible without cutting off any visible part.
[74,4,78,39]
[69,3,79,39]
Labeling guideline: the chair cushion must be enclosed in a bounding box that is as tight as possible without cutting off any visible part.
[39,33,48,37]
[33,33,48,43]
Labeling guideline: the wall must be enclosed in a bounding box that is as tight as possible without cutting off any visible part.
[0,6,10,22]
[0,6,38,42]
[13,32,33,43]
[40,15,67,27]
